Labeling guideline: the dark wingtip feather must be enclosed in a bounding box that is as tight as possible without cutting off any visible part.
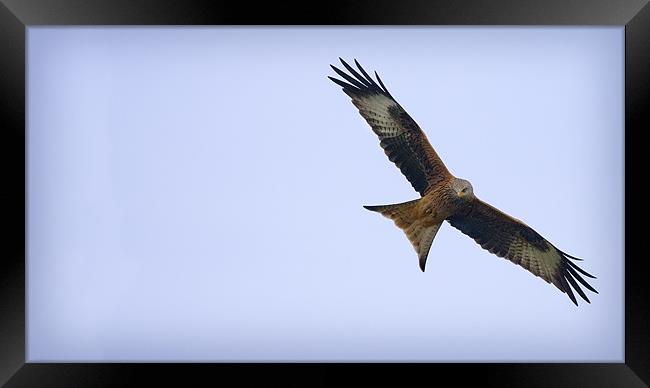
[330,58,398,101]
[330,64,367,89]
[339,58,372,88]
[328,76,357,91]
[374,70,393,98]
[564,252,583,261]
[565,265,598,294]
[339,57,353,72]
[556,274,578,305]
[354,59,380,88]
[560,275,579,306]
[553,248,599,305]
[555,247,583,261]
[565,258,597,279]
[565,271,591,303]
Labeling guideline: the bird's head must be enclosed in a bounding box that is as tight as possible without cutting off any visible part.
[452,178,474,200]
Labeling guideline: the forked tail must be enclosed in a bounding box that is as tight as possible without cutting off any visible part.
[364,199,442,271]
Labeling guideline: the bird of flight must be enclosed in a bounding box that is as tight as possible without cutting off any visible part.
[329,58,597,306]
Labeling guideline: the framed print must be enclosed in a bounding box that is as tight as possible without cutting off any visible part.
[1,0,647,386]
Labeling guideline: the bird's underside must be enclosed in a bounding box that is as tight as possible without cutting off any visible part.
[329,58,598,306]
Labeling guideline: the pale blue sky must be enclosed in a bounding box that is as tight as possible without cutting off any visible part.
[27,27,623,361]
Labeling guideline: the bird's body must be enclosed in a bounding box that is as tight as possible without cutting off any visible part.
[413,176,464,221]
[329,58,598,306]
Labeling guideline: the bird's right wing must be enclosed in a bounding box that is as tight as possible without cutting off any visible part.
[329,58,452,196]
[447,198,598,306]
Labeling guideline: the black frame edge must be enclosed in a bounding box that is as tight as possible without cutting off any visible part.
[2,363,649,387]
[625,1,650,386]
[0,0,648,25]
[0,1,26,386]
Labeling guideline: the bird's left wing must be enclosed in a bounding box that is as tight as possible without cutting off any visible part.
[329,58,452,196]
[446,199,598,306]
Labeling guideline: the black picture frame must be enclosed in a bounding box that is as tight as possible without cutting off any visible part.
[1,0,647,386]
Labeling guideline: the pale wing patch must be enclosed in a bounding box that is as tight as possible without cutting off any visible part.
[504,236,563,284]
[513,242,560,283]
[351,95,403,138]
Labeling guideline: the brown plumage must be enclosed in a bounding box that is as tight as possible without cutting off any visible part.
[329,58,597,306]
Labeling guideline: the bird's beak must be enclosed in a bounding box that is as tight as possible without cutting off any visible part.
[458,191,465,197]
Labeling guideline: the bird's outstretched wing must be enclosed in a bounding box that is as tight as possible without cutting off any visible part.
[446,199,598,306]
[329,58,451,196]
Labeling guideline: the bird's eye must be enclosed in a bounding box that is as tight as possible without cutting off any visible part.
[461,188,468,193]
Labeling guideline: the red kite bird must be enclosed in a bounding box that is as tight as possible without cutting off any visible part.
[329,58,597,306]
